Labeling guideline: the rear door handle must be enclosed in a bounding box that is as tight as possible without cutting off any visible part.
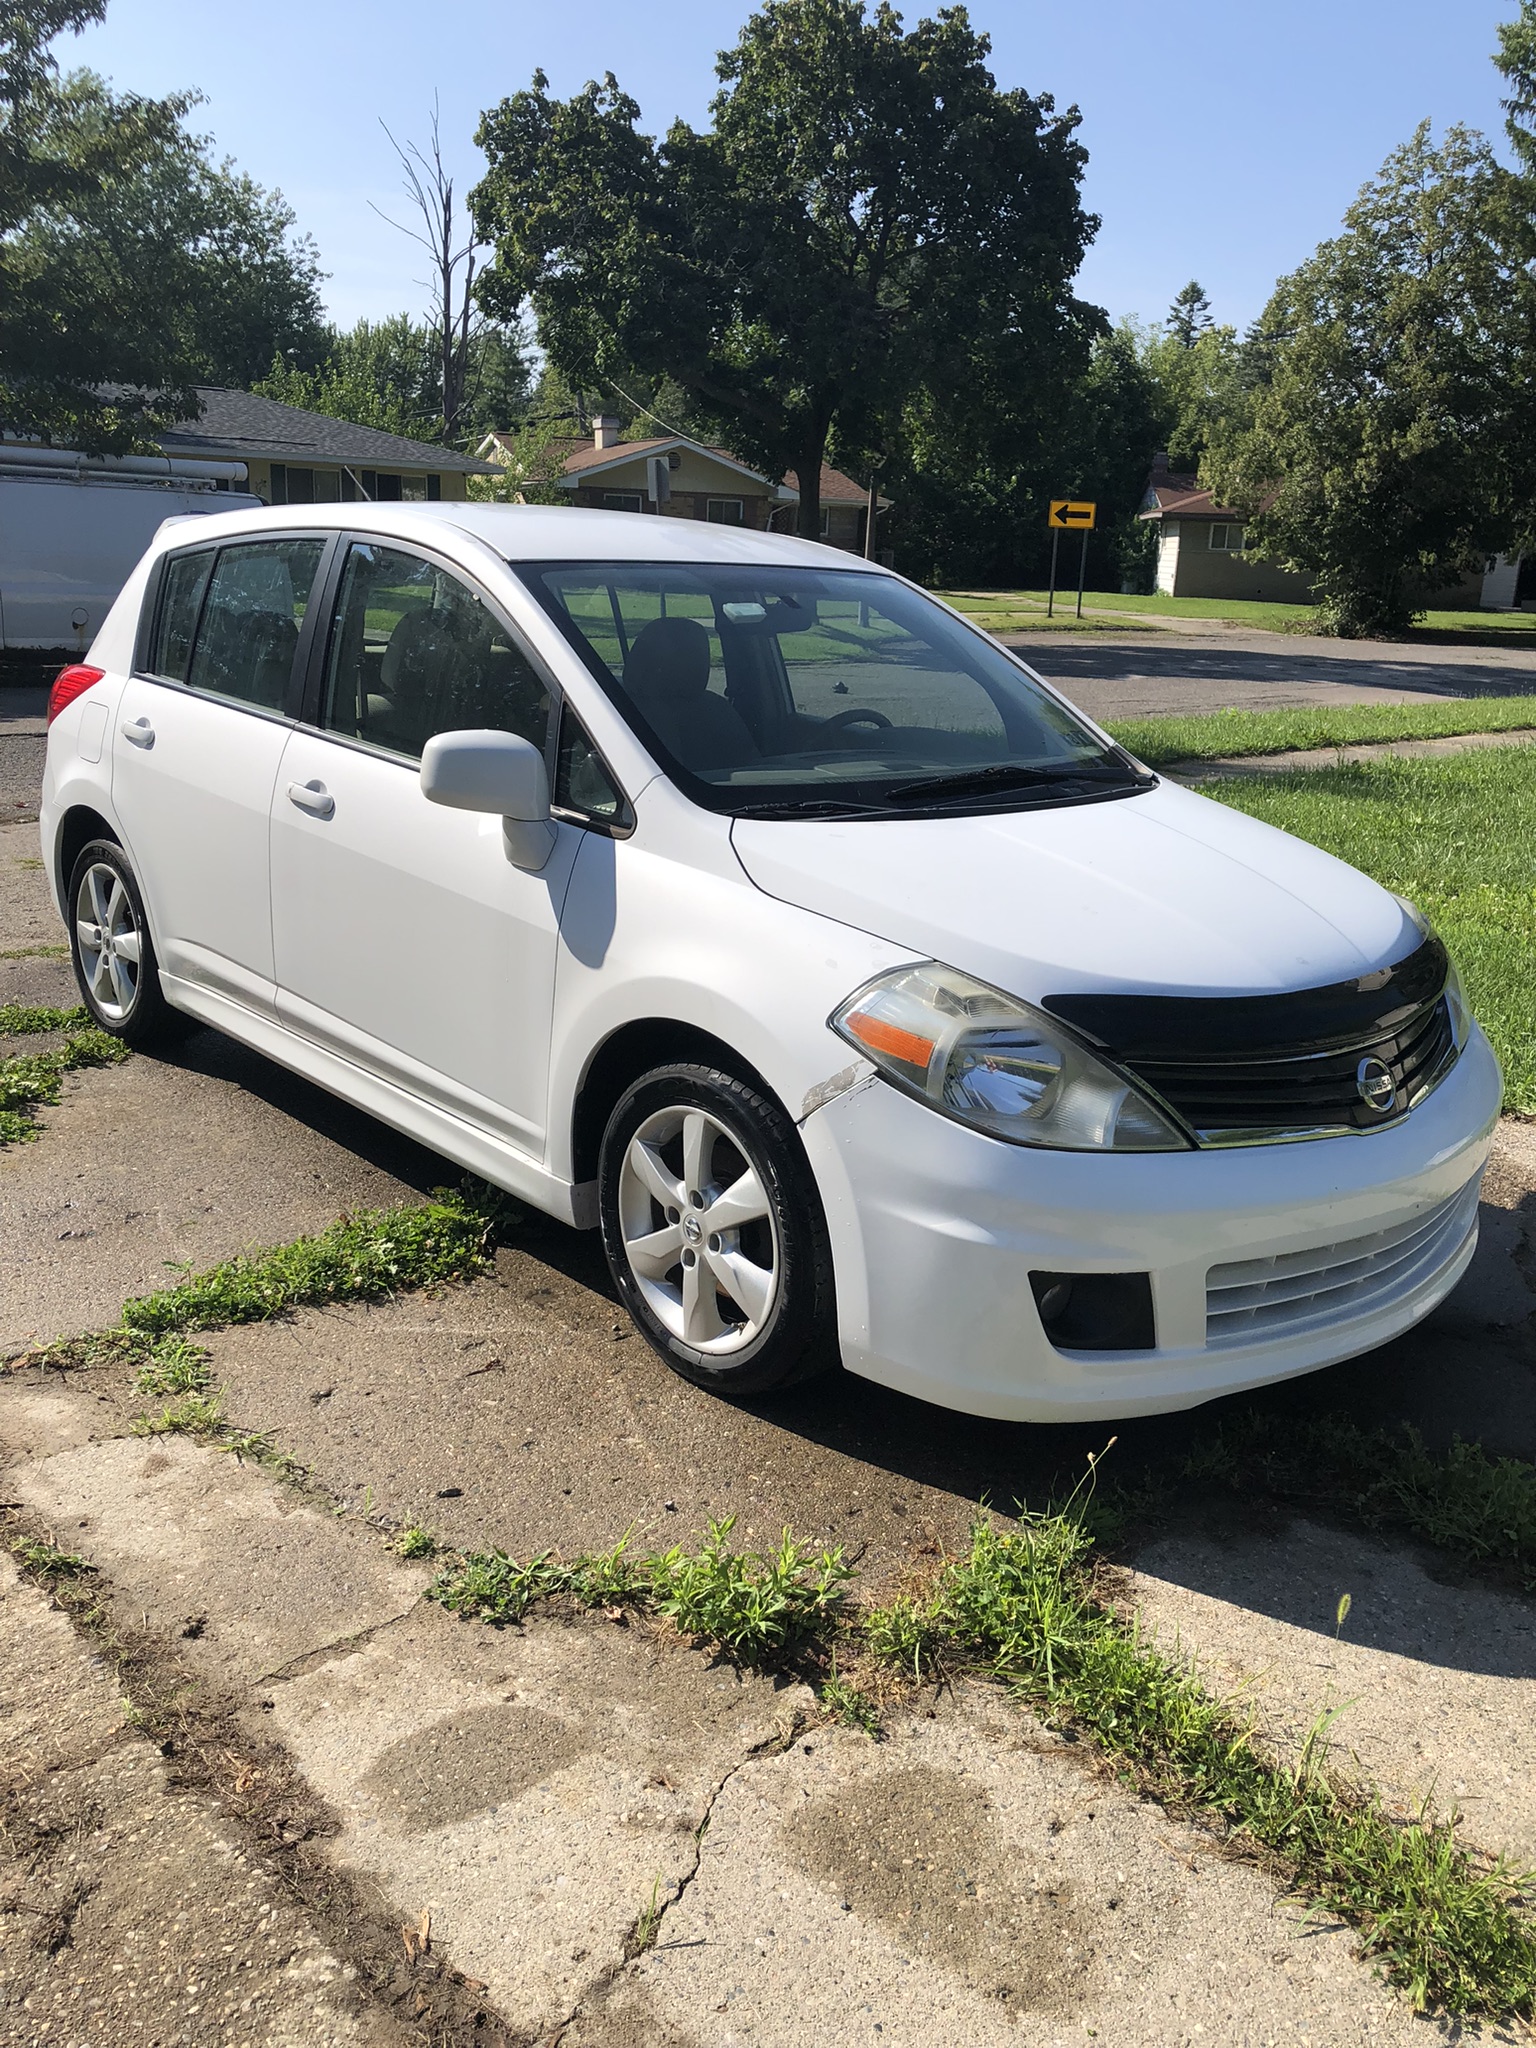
[121,716,155,748]
[286,779,335,820]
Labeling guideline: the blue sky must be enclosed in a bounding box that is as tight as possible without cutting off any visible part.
[69,0,1518,336]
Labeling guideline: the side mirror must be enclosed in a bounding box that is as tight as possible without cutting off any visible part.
[420,728,556,871]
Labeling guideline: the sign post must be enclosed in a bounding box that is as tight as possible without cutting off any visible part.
[1046,500,1096,620]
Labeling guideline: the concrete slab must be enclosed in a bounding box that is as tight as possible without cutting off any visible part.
[0,1026,448,1356]
[0,817,73,1009]
[269,1604,805,2037]
[1127,1518,1536,1866]
[6,1433,430,1688]
[0,1554,403,2046]
[584,1699,1434,2048]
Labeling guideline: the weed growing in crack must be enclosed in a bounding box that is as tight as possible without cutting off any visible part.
[132,1393,225,1439]
[431,1517,852,1659]
[131,1336,214,1400]
[118,1189,501,1336]
[627,1873,667,1958]
[649,1519,853,1657]
[9,1538,96,1582]
[863,1595,945,1683]
[818,1659,882,1736]
[394,1525,440,1560]
[0,1026,129,1143]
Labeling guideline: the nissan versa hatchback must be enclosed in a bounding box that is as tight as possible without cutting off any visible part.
[41,505,1501,1420]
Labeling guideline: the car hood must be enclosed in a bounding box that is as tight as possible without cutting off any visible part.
[729,779,1413,1003]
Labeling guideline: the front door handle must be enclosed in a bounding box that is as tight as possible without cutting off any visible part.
[121,716,155,748]
[286,779,335,820]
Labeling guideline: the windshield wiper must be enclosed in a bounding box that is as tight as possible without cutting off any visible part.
[884,760,1151,806]
[730,795,894,819]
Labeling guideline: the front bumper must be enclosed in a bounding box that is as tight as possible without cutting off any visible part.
[800,1025,1502,1421]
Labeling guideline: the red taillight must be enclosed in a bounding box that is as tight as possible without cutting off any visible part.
[47,664,104,724]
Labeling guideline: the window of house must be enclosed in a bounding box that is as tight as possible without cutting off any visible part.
[401,475,427,502]
[706,499,745,525]
[319,541,551,762]
[1209,523,1246,552]
[312,470,340,503]
[183,538,326,711]
[374,473,404,502]
[602,492,644,513]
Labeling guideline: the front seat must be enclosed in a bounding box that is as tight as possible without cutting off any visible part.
[622,617,757,774]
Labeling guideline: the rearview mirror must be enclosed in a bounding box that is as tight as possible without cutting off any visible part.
[420,729,555,871]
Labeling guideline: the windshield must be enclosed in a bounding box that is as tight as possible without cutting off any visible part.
[514,562,1151,818]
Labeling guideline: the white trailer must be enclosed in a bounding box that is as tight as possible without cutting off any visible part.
[0,444,260,652]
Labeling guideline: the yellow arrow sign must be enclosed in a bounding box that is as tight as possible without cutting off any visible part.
[1048,499,1096,530]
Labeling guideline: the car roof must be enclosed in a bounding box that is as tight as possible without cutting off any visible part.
[152,499,887,572]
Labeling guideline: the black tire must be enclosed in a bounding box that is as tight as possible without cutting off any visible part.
[598,1061,837,1396]
[66,838,189,1050]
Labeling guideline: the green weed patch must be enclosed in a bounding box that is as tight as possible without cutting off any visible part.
[1109,698,1536,767]
[0,1025,128,1142]
[430,1515,853,1660]
[119,1190,500,1337]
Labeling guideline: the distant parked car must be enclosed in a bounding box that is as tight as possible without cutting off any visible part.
[40,504,1500,1420]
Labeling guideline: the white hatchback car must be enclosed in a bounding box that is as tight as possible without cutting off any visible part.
[41,504,1501,1420]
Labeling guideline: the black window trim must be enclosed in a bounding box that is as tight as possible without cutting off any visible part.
[134,529,341,727]
[295,528,632,832]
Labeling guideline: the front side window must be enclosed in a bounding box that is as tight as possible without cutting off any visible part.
[1209,523,1246,552]
[707,499,744,525]
[150,548,214,681]
[320,541,551,762]
[183,538,325,710]
[519,562,1147,819]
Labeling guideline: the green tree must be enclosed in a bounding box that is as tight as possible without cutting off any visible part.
[1205,124,1536,636]
[471,0,1096,539]
[1166,279,1213,349]
[0,8,325,449]
[256,313,530,447]
[1495,0,1536,172]
[1131,314,1246,475]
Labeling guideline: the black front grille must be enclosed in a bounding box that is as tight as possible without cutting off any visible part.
[1124,995,1456,1139]
[1042,937,1460,1144]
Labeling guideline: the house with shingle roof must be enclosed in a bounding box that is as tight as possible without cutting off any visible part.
[476,416,888,555]
[161,388,495,508]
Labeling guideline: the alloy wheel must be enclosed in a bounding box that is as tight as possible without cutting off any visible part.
[616,1104,781,1354]
[75,861,142,1022]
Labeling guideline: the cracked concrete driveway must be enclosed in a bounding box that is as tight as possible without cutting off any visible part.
[3,690,1536,2044]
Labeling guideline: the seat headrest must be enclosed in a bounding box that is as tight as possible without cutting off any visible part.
[623,616,711,705]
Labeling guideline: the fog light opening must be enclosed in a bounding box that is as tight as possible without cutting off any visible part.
[1029,1270,1156,1352]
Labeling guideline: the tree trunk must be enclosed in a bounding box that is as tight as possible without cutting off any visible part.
[792,436,828,541]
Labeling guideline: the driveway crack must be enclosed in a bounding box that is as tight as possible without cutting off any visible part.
[255,1600,424,1684]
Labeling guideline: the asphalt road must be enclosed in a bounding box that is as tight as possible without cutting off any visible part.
[1009,625,1536,722]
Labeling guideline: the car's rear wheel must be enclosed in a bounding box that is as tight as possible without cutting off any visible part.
[67,838,186,1049]
[598,1062,836,1396]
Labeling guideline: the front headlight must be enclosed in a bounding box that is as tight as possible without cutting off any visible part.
[830,962,1190,1152]
[1394,893,1471,1049]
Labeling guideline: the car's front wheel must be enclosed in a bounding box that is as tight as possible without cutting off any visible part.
[67,838,186,1049]
[598,1062,836,1396]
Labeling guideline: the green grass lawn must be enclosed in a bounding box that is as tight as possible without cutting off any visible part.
[1205,747,1536,1113]
[1108,698,1536,766]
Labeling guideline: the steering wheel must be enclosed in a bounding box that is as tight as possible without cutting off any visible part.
[820,707,893,732]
